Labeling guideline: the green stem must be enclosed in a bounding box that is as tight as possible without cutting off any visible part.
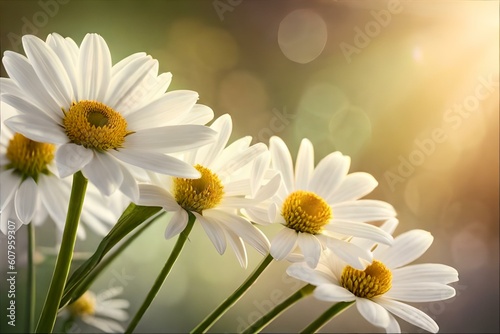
[242,284,315,334]
[299,301,355,334]
[27,223,35,333]
[69,211,163,303]
[191,253,274,334]
[125,212,196,334]
[36,171,88,333]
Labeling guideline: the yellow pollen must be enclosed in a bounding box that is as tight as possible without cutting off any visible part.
[340,260,392,298]
[6,133,55,180]
[63,100,131,152]
[281,190,332,234]
[67,291,96,317]
[173,164,224,213]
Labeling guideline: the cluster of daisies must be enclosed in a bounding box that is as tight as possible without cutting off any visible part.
[0,33,458,333]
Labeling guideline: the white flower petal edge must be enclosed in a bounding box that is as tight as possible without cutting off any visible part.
[356,298,391,329]
[14,177,38,224]
[374,229,434,269]
[374,297,439,333]
[270,228,298,261]
[56,143,93,178]
[165,210,188,240]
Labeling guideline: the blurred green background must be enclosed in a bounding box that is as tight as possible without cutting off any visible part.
[0,0,498,333]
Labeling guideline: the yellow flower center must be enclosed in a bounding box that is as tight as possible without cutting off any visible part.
[63,100,131,152]
[340,260,392,298]
[6,133,55,180]
[281,190,332,234]
[173,164,224,213]
[67,291,96,317]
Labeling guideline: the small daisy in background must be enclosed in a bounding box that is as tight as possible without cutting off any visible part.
[0,101,123,237]
[59,287,129,333]
[136,114,280,267]
[2,33,216,200]
[287,218,459,333]
[244,136,396,269]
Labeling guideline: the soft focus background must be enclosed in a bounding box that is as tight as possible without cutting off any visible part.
[0,0,498,333]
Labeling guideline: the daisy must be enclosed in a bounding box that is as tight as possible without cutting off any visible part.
[0,101,126,238]
[1,33,216,200]
[59,287,129,333]
[287,220,459,333]
[136,114,280,268]
[244,137,396,269]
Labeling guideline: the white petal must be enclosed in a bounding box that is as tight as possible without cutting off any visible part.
[206,210,270,255]
[308,152,350,200]
[95,307,129,321]
[176,104,214,125]
[374,297,439,333]
[14,177,38,224]
[374,230,433,269]
[106,55,155,108]
[294,138,314,190]
[46,33,78,97]
[77,33,111,101]
[323,238,372,270]
[125,90,198,129]
[165,209,188,239]
[241,207,273,225]
[131,71,174,111]
[1,205,22,234]
[216,143,268,178]
[356,298,391,328]
[119,163,139,202]
[331,200,396,223]
[2,94,58,122]
[252,173,281,202]
[110,149,200,178]
[392,263,459,284]
[83,316,124,333]
[270,136,294,193]
[325,220,393,245]
[349,218,399,250]
[270,227,298,261]
[1,169,21,211]
[385,312,401,333]
[5,114,68,144]
[286,263,334,286]
[195,114,232,167]
[328,172,378,203]
[0,77,23,97]
[137,184,179,211]
[111,52,147,77]
[225,229,248,268]
[38,175,69,228]
[250,150,271,197]
[313,284,356,302]
[99,298,130,309]
[297,232,322,268]
[55,143,94,178]
[82,152,124,196]
[22,35,73,106]
[2,51,62,120]
[125,125,216,153]
[385,282,456,302]
[195,212,227,255]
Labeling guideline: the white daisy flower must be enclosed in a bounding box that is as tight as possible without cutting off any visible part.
[244,137,396,269]
[136,114,280,268]
[1,101,126,238]
[59,287,129,333]
[1,33,216,200]
[287,219,459,333]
